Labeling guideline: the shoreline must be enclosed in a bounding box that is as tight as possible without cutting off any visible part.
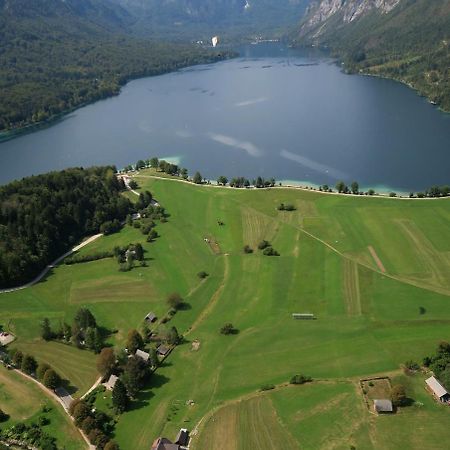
[131,171,450,201]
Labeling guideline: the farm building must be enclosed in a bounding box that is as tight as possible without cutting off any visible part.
[174,428,189,446]
[157,344,170,356]
[105,374,118,391]
[150,437,180,450]
[135,349,150,362]
[292,313,315,320]
[425,376,450,403]
[374,399,393,413]
[145,312,157,323]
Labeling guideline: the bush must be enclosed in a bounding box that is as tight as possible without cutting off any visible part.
[197,271,209,279]
[243,245,253,254]
[65,251,114,265]
[278,203,296,211]
[391,384,407,407]
[405,360,420,371]
[258,240,270,250]
[260,384,275,391]
[263,247,280,256]
[290,374,312,385]
[220,323,237,335]
[0,408,9,422]
[38,416,50,426]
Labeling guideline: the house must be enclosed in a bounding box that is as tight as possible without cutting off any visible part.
[374,399,393,413]
[105,374,118,391]
[425,376,450,403]
[174,428,189,446]
[145,312,157,323]
[157,345,170,356]
[135,349,150,363]
[150,437,180,450]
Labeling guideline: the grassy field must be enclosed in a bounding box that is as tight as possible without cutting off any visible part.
[1,171,450,449]
[0,365,85,449]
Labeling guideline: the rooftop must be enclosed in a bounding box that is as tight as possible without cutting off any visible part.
[135,349,150,362]
[374,399,393,412]
[426,376,448,398]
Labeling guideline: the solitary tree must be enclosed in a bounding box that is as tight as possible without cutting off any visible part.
[193,172,203,184]
[350,181,359,194]
[112,379,129,413]
[220,323,236,335]
[43,369,61,390]
[96,348,116,377]
[126,329,144,354]
[41,318,53,341]
[167,292,183,310]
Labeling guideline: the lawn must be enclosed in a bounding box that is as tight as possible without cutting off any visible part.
[1,173,450,449]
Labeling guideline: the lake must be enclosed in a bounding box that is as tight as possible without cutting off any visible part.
[0,43,449,192]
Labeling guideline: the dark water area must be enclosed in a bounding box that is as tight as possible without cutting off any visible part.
[0,43,449,191]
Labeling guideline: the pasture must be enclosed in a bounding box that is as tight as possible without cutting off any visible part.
[1,172,450,449]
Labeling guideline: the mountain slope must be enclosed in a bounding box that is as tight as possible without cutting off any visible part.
[0,0,231,132]
[294,0,450,111]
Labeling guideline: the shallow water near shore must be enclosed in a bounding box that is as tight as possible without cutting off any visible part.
[0,43,449,191]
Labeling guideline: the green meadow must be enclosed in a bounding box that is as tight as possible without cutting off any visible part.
[1,172,450,449]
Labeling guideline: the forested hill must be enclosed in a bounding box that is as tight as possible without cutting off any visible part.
[293,0,450,112]
[0,0,232,132]
[0,167,131,288]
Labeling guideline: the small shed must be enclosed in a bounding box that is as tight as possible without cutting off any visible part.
[105,374,118,391]
[174,428,189,446]
[157,345,170,356]
[425,376,450,402]
[135,349,150,363]
[145,312,157,323]
[374,399,393,413]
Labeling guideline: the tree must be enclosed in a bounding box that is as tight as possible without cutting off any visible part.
[197,271,208,279]
[180,168,188,179]
[350,181,359,194]
[41,318,53,341]
[136,160,146,170]
[134,243,144,261]
[193,172,203,184]
[37,362,51,381]
[126,329,144,354]
[81,416,96,435]
[88,429,108,447]
[368,189,375,196]
[149,347,158,368]
[12,350,23,367]
[96,348,116,377]
[258,240,270,250]
[335,181,347,193]
[150,157,159,169]
[104,441,120,450]
[167,292,183,310]
[72,401,91,426]
[440,366,450,391]
[43,369,61,390]
[290,374,312,385]
[128,180,138,190]
[122,356,148,397]
[112,379,129,413]
[217,176,228,186]
[74,308,97,330]
[20,354,37,375]
[0,408,9,422]
[391,384,407,407]
[243,245,253,254]
[166,327,180,345]
[220,323,236,335]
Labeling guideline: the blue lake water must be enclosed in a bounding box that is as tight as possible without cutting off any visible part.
[0,43,449,191]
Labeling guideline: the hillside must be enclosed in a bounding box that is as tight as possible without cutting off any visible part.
[110,0,312,39]
[293,0,450,111]
[0,0,232,132]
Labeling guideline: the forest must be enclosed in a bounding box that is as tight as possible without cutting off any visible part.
[0,1,233,132]
[0,166,132,288]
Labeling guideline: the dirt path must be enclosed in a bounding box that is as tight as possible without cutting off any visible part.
[81,376,102,400]
[368,246,386,273]
[0,234,103,294]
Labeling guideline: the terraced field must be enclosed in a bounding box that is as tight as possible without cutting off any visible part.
[1,172,450,449]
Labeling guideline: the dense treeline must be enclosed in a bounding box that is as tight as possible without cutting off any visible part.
[0,166,131,288]
[0,1,233,132]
